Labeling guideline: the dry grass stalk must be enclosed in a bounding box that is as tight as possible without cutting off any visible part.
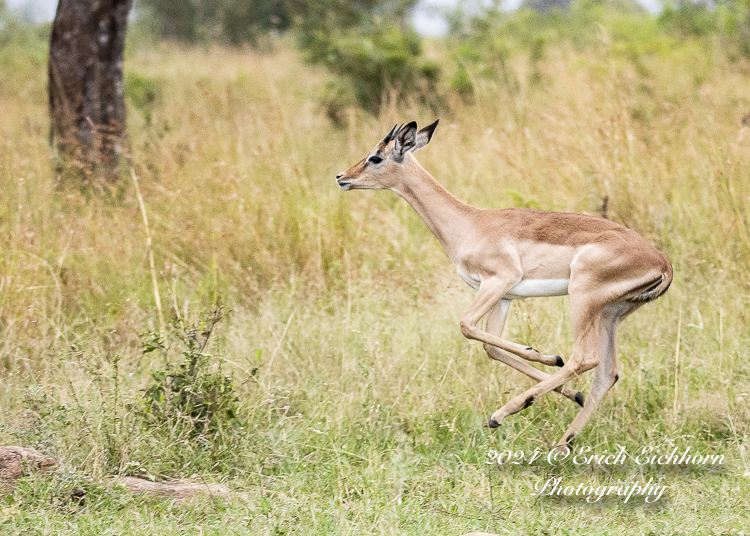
[131,167,165,333]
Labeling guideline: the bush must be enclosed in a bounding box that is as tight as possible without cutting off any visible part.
[306,24,440,119]
[140,309,244,439]
[220,0,290,46]
[124,71,162,125]
[658,0,718,38]
[720,0,750,59]
[288,0,439,119]
[136,0,288,46]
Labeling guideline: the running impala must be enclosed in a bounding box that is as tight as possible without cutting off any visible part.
[336,120,672,449]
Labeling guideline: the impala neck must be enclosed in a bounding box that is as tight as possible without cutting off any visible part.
[390,155,475,261]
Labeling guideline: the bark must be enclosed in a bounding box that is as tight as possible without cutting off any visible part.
[49,0,133,182]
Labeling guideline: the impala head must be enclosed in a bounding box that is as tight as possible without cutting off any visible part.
[336,120,439,191]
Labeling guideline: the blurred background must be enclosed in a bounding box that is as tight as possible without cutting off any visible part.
[0,0,749,533]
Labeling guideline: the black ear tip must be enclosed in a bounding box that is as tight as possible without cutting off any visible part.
[395,121,416,134]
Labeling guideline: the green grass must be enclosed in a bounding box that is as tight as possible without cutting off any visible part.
[0,32,749,534]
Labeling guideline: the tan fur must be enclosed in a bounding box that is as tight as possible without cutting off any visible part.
[337,121,672,448]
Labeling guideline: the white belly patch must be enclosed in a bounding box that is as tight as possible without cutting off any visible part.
[457,268,569,298]
[504,279,569,299]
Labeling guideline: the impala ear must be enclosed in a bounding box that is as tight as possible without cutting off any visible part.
[413,119,439,153]
[393,121,418,162]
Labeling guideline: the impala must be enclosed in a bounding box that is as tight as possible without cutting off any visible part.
[336,120,672,449]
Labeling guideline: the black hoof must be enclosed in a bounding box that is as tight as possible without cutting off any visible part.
[486,418,501,429]
[555,355,564,367]
[575,391,585,407]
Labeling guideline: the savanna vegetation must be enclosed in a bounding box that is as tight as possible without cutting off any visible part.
[0,0,749,533]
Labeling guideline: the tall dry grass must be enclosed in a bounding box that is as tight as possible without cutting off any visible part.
[0,36,749,533]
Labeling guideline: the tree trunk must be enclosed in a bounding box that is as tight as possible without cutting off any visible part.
[49,0,133,182]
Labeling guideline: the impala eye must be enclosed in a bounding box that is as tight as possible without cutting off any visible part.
[368,155,383,165]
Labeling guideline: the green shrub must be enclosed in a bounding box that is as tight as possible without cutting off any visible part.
[288,0,439,118]
[450,62,474,101]
[720,0,750,59]
[124,71,162,125]
[136,0,288,46]
[140,309,244,439]
[305,24,440,118]
[220,0,290,46]
[659,0,718,38]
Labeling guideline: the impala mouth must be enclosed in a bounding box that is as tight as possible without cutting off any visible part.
[337,180,352,190]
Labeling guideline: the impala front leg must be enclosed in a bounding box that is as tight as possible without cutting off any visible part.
[484,299,584,407]
[460,278,564,367]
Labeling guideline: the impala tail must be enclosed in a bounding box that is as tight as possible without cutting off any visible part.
[628,265,673,303]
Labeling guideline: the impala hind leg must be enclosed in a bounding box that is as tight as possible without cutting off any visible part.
[484,299,584,407]
[555,302,639,448]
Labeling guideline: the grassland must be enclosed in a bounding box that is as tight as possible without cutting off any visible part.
[0,28,749,535]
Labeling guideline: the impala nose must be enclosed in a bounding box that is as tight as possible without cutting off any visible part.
[336,173,344,179]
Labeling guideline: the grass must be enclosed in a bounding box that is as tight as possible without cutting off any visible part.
[0,31,749,534]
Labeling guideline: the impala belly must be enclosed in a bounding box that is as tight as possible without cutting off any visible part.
[456,241,575,296]
[504,279,569,299]
[456,267,569,298]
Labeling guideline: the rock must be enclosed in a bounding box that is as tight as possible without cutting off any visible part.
[0,446,56,493]
[114,476,231,501]
[0,447,230,502]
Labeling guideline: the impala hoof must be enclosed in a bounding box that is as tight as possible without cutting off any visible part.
[555,355,564,367]
[486,418,501,429]
[575,391,585,407]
